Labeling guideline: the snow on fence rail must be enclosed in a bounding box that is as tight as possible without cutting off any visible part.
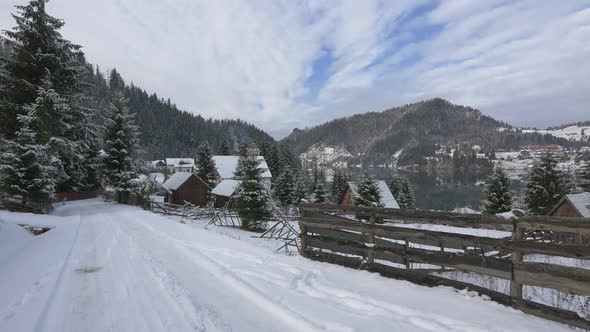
[298,203,590,330]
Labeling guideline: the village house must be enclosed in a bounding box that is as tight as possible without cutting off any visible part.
[162,172,210,206]
[339,180,400,209]
[210,155,272,208]
[165,158,195,174]
[527,145,563,159]
[149,160,167,170]
[549,192,590,218]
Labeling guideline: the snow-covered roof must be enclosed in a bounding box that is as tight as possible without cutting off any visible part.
[211,179,241,197]
[149,173,165,184]
[149,160,166,167]
[162,172,193,190]
[349,180,400,209]
[165,158,195,168]
[566,192,590,217]
[212,156,272,179]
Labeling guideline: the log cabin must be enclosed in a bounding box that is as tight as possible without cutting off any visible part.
[162,172,210,206]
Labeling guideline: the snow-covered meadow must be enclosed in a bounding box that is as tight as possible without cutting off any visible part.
[0,199,574,331]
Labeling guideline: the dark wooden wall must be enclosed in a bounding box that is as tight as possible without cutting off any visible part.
[169,175,209,207]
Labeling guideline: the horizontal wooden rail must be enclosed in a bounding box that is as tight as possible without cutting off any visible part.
[300,203,514,230]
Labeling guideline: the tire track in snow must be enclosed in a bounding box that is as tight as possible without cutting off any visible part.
[33,214,82,332]
[127,219,325,332]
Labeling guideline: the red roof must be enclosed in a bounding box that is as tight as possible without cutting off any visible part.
[528,145,562,151]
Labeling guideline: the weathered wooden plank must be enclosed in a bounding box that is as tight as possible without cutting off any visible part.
[514,262,590,296]
[300,217,508,250]
[517,216,590,235]
[305,226,398,248]
[305,237,407,265]
[305,235,512,279]
[511,299,590,331]
[300,203,514,230]
[509,240,590,260]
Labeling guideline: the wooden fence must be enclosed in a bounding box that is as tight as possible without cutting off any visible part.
[0,195,50,214]
[299,203,590,330]
[146,201,214,220]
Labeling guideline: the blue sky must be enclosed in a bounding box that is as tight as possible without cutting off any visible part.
[1,0,589,138]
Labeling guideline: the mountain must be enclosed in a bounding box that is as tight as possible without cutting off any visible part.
[283,98,572,166]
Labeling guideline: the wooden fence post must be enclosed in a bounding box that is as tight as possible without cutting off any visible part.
[367,213,375,265]
[510,220,524,300]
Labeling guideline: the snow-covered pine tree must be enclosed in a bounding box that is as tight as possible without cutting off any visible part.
[235,155,271,229]
[0,0,83,139]
[524,152,574,215]
[0,0,93,193]
[0,108,57,209]
[217,135,233,155]
[313,180,327,204]
[273,166,295,207]
[354,173,383,208]
[293,171,309,205]
[101,93,140,204]
[482,166,512,214]
[400,177,416,209]
[195,141,217,189]
[331,169,349,203]
[234,147,271,231]
[388,175,415,209]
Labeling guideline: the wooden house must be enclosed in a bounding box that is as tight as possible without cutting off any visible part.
[339,180,400,209]
[165,158,195,174]
[210,179,240,208]
[549,192,590,218]
[162,172,210,206]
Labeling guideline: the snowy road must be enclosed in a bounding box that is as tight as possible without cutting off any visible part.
[0,199,571,331]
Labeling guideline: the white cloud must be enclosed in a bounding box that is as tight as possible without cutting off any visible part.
[0,0,589,138]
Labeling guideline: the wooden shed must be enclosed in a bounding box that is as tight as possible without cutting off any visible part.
[162,172,210,207]
[211,179,240,208]
[549,192,590,218]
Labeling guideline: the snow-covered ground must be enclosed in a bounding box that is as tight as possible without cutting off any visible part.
[521,125,590,142]
[0,199,572,331]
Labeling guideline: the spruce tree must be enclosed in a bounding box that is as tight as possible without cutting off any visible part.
[195,141,216,189]
[313,180,327,204]
[217,135,233,155]
[293,171,309,205]
[388,175,415,209]
[0,108,57,208]
[0,0,84,139]
[102,93,139,204]
[331,169,349,203]
[234,147,271,231]
[482,167,512,214]
[525,153,574,215]
[1,1,93,193]
[354,173,383,208]
[273,167,294,207]
[400,177,416,209]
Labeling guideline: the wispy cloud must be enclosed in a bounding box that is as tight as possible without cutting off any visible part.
[1,0,589,138]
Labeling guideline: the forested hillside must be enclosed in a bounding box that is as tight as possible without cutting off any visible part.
[284,98,571,165]
[1,38,275,161]
[84,68,274,159]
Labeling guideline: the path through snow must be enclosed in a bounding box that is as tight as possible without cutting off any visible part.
[0,199,572,331]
